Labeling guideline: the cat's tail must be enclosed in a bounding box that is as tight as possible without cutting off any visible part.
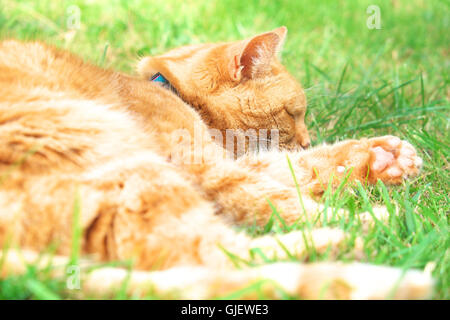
[0,248,434,299]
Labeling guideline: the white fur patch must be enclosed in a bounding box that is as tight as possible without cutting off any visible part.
[386,166,402,177]
[387,137,401,148]
[371,147,394,171]
[398,157,413,168]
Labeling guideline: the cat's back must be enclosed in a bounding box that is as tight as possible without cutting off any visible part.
[0,40,160,173]
[0,40,53,73]
[0,40,61,72]
[0,40,118,103]
[0,40,58,101]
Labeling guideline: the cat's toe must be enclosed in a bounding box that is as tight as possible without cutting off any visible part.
[398,141,423,172]
[369,136,422,184]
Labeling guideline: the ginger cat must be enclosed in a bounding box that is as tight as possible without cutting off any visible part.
[0,27,432,299]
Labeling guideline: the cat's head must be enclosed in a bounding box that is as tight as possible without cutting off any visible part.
[138,27,310,152]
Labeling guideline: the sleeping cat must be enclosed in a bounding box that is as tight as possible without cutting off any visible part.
[0,27,432,299]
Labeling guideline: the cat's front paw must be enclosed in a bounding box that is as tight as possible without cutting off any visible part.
[368,136,422,184]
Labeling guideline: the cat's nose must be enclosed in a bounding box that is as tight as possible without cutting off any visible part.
[295,124,310,149]
[293,116,310,149]
[301,140,310,149]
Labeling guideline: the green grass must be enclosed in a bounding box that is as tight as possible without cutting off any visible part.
[0,0,448,299]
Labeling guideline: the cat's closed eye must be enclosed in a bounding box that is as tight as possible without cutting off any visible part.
[138,27,311,153]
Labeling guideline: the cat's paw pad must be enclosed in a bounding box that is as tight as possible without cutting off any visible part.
[369,136,422,183]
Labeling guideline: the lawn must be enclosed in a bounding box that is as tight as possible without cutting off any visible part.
[0,0,448,299]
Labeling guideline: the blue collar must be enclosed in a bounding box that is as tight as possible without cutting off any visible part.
[150,72,178,95]
[151,72,168,84]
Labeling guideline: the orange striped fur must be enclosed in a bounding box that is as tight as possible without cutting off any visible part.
[0,28,431,299]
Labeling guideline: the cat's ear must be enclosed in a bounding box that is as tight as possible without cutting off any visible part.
[228,26,287,81]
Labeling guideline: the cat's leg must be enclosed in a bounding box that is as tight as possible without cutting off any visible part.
[110,78,325,226]
[114,82,319,226]
[112,79,382,227]
[1,249,434,299]
[97,261,433,299]
[197,153,388,228]
[82,152,355,269]
[0,143,429,300]
[239,136,422,196]
[0,148,349,269]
